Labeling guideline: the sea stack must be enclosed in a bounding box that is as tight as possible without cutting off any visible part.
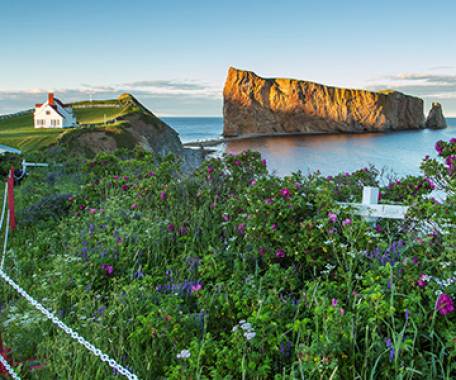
[223,67,426,137]
[425,102,447,130]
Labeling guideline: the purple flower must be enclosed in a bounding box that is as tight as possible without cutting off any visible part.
[385,338,395,362]
[375,224,383,233]
[101,264,114,276]
[271,223,278,231]
[331,298,338,307]
[417,274,427,288]
[261,159,267,166]
[405,309,409,321]
[121,184,129,191]
[275,248,285,258]
[249,179,257,186]
[131,203,138,210]
[436,293,455,316]
[342,218,352,226]
[134,271,144,279]
[328,212,337,223]
[222,213,230,222]
[234,160,241,166]
[450,137,456,144]
[237,223,246,236]
[167,223,175,233]
[207,166,214,175]
[435,140,444,155]
[178,226,189,236]
[148,171,156,177]
[424,178,436,190]
[160,191,167,201]
[264,198,273,205]
[258,247,266,256]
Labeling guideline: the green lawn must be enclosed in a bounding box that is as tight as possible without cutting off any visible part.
[0,95,139,153]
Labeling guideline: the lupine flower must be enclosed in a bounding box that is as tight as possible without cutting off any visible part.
[405,309,409,321]
[328,212,337,223]
[275,248,285,258]
[385,338,395,362]
[342,218,352,226]
[176,349,191,359]
[436,293,455,316]
[237,223,246,235]
[160,191,167,201]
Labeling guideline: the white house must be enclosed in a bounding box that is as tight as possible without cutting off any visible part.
[34,93,77,128]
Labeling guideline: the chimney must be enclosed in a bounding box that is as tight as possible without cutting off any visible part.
[48,92,54,105]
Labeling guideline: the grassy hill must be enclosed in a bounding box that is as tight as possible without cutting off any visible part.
[0,94,143,153]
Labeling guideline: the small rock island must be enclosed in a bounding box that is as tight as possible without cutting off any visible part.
[223,67,446,138]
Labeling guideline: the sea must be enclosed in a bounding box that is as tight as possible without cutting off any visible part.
[163,117,456,178]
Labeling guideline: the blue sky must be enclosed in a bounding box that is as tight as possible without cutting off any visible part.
[1,0,456,116]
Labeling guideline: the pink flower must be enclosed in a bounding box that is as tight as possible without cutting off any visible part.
[121,184,129,191]
[191,283,202,292]
[89,208,97,214]
[450,137,456,144]
[344,172,350,177]
[264,198,273,205]
[249,179,257,186]
[339,308,345,316]
[436,293,455,316]
[435,140,444,155]
[280,188,291,198]
[375,224,383,233]
[331,298,338,307]
[222,213,230,222]
[207,166,214,175]
[79,204,86,210]
[261,159,267,166]
[275,248,285,258]
[342,218,352,226]
[160,191,167,201]
[328,212,337,223]
[237,223,246,235]
[234,160,241,166]
[131,203,138,210]
[113,175,119,180]
[417,274,428,288]
[271,223,278,231]
[123,176,129,181]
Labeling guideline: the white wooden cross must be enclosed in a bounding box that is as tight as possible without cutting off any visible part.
[339,186,409,221]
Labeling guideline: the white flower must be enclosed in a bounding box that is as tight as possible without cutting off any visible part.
[244,331,256,340]
[232,325,239,332]
[240,322,252,331]
[176,349,191,359]
[238,319,246,324]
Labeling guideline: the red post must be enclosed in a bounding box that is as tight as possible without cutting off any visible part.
[7,167,16,231]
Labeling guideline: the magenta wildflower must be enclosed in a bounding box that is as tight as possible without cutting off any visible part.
[275,248,285,258]
[101,264,114,276]
[342,218,352,226]
[148,171,156,177]
[237,223,246,236]
[113,175,119,180]
[121,184,129,191]
[191,283,202,292]
[207,166,214,175]
[271,223,278,231]
[123,176,129,181]
[234,160,241,166]
[131,203,138,210]
[424,178,436,190]
[331,298,338,307]
[375,224,383,233]
[328,212,337,223]
[280,188,291,199]
[160,191,167,201]
[261,159,267,166]
[178,226,189,236]
[167,223,175,233]
[89,208,97,215]
[79,204,86,210]
[436,294,455,316]
[258,247,266,256]
[435,140,444,155]
[450,137,456,144]
[264,198,273,205]
[222,213,230,222]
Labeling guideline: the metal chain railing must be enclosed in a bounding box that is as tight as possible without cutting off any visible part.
[0,350,22,380]
[0,268,139,380]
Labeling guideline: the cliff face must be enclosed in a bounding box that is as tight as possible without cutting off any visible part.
[426,102,447,130]
[223,67,426,137]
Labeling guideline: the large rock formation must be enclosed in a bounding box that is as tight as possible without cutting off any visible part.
[223,67,427,137]
[425,102,447,130]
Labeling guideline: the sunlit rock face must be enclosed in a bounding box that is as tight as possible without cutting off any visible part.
[223,67,426,137]
[426,102,447,130]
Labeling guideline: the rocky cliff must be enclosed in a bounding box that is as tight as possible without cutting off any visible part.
[425,102,447,130]
[223,67,427,137]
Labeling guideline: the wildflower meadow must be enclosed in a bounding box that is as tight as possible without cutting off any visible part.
[0,138,455,379]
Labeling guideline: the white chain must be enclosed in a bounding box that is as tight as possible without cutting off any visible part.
[0,269,139,380]
[1,212,10,270]
[0,350,21,380]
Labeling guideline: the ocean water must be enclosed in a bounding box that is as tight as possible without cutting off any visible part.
[165,117,456,177]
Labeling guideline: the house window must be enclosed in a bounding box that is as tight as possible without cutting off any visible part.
[46,111,51,115]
